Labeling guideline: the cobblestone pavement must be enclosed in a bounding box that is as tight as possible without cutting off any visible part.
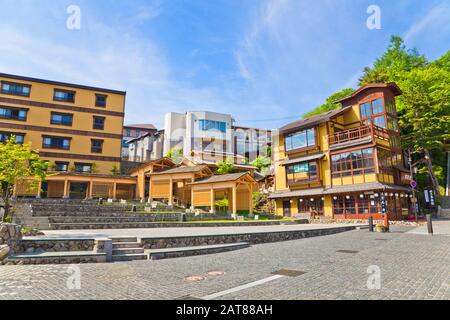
[1,226,450,300]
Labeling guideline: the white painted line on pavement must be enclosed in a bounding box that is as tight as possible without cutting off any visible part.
[201,275,285,300]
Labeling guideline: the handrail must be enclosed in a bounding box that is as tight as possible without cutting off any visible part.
[328,124,389,145]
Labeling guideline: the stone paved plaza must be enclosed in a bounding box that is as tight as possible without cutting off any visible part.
[1,224,449,300]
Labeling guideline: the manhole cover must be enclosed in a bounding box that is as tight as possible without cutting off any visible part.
[185,276,206,282]
[336,250,359,254]
[207,271,225,277]
[271,269,306,277]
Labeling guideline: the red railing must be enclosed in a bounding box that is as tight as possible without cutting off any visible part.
[328,124,389,145]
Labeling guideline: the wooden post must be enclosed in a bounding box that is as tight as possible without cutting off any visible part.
[191,179,195,210]
[168,177,173,206]
[138,171,145,200]
[113,181,117,200]
[232,184,237,214]
[147,176,153,203]
[210,187,215,213]
[249,183,253,215]
[88,179,94,199]
[36,180,42,199]
[63,178,69,198]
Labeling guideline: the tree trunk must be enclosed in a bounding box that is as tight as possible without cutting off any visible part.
[423,148,441,200]
[1,183,12,223]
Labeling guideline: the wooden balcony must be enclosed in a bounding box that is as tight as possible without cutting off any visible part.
[328,124,389,146]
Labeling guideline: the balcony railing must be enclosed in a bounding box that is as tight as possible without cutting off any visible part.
[328,124,389,145]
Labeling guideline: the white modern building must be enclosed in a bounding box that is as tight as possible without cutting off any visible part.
[128,130,165,163]
[163,111,272,164]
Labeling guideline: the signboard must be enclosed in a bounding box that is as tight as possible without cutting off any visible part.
[410,180,417,189]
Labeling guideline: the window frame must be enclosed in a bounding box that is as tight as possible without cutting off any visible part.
[0,131,25,144]
[54,161,69,172]
[91,139,104,154]
[50,112,73,126]
[285,160,320,185]
[42,135,71,150]
[95,94,107,108]
[93,116,105,130]
[53,89,75,103]
[74,162,93,173]
[331,147,375,179]
[1,81,31,97]
[284,127,316,153]
[0,105,28,121]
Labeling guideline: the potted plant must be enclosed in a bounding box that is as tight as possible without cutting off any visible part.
[375,223,386,233]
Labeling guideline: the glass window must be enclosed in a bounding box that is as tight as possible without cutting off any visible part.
[285,128,315,152]
[360,102,371,118]
[372,98,384,114]
[0,107,27,121]
[1,81,31,97]
[91,139,103,153]
[286,161,319,184]
[54,90,75,102]
[199,120,227,133]
[332,148,374,178]
[75,163,92,173]
[43,136,71,150]
[51,112,73,126]
[93,116,105,130]
[55,162,69,172]
[95,94,107,107]
[0,132,24,144]
[374,115,386,128]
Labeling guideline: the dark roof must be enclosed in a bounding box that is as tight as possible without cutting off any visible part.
[333,83,402,104]
[269,188,325,199]
[124,124,157,130]
[190,172,254,185]
[152,165,210,175]
[0,72,126,95]
[268,182,411,199]
[280,153,325,166]
[279,106,351,134]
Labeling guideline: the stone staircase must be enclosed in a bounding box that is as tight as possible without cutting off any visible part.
[111,237,147,262]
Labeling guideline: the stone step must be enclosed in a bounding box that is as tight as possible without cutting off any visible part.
[111,253,148,262]
[112,242,143,248]
[6,251,107,265]
[47,216,185,223]
[110,237,138,243]
[112,247,145,255]
[147,242,250,260]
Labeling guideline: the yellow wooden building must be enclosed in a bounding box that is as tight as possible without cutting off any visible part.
[269,83,413,220]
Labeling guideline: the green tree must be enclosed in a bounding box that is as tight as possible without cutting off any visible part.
[166,147,183,164]
[0,137,49,222]
[250,155,272,175]
[302,88,354,119]
[358,35,427,86]
[215,198,229,212]
[216,160,236,175]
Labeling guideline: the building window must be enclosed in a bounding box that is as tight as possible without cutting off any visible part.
[126,129,131,137]
[53,89,75,103]
[51,112,73,126]
[0,106,27,121]
[54,162,69,172]
[332,195,356,215]
[331,147,375,178]
[95,94,107,107]
[357,195,381,214]
[286,161,318,184]
[75,163,92,173]
[199,120,227,133]
[1,81,31,97]
[285,128,315,152]
[93,116,105,130]
[0,132,24,144]
[91,139,104,153]
[135,130,141,137]
[42,136,71,150]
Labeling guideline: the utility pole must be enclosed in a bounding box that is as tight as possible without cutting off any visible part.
[408,149,418,222]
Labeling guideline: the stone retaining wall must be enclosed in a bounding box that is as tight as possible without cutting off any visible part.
[141,226,356,249]
[13,238,95,253]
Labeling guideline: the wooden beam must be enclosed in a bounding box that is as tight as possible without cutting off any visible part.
[232,183,237,214]
[210,188,215,213]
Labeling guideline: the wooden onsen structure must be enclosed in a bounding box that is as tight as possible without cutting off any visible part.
[130,157,258,213]
[14,173,137,200]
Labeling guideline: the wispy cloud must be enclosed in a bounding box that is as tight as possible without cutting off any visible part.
[404,2,450,42]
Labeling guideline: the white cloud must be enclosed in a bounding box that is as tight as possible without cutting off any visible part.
[403,2,450,42]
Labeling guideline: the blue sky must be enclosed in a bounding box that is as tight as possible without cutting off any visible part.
[0,0,449,129]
